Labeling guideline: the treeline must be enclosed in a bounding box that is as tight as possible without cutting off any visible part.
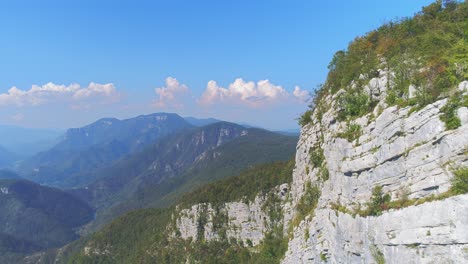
[178,159,295,208]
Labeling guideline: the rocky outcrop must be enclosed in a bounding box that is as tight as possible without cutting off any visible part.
[284,77,468,263]
[175,183,291,246]
[283,195,468,263]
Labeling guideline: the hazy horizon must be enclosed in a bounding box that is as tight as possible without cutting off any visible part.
[0,0,433,130]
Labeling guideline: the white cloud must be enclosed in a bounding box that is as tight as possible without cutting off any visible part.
[73,82,118,99]
[198,78,307,107]
[153,77,190,108]
[0,82,119,107]
[293,86,310,102]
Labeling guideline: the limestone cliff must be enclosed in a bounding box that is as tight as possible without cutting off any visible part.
[282,77,468,263]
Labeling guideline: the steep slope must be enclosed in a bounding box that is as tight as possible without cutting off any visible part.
[46,2,468,264]
[0,177,94,263]
[20,113,192,187]
[75,122,297,232]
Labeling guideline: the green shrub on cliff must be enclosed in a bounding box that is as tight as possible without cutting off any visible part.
[300,1,468,125]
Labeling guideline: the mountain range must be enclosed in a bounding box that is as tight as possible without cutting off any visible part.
[19,113,192,188]
[72,122,297,232]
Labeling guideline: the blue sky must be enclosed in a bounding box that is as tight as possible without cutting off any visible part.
[0,0,433,130]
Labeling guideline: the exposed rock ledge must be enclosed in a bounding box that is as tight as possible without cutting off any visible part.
[283,195,468,264]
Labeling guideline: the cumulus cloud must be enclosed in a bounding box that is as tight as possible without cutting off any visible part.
[293,86,310,102]
[0,82,119,107]
[198,78,308,107]
[153,77,190,108]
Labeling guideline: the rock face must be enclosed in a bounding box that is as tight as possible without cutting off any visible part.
[283,195,468,264]
[172,78,468,263]
[175,183,291,246]
[284,77,468,263]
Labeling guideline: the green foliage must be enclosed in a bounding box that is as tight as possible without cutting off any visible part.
[366,186,391,216]
[370,244,385,264]
[310,145,325,168]
[440,93,468,130]
[320,252,328,262]
[196,204,208,241]
[301,1,468,121]
[450,167,468,195]
[320,165,330,182]
[336,91,372,121]
[337,123,362,142]
[178,160,294,209]
[330,201,352,215]
[293,181,321,226]
[299,110,313,126]
[262,191,284,224]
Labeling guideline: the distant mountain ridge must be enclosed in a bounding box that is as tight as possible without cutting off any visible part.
[19,113,193,187]
[183,116,221,127]
[73,122,297,232]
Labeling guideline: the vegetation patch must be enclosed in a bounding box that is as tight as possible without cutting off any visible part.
[319,165,330,182]
[370,244,385,264]
[337,123,362,142]
[292,181,321,227]
[300,1,468,125]
[450,167,468,195]
[337,91,375,122]
[299,110,313,126]
[178,160,294,209]
[320,252,328,262]
[440,93,468,130]
[310,145,325,168]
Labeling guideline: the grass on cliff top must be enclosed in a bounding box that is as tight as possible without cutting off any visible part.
[177,159,295,209]
[300,1,468,126]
